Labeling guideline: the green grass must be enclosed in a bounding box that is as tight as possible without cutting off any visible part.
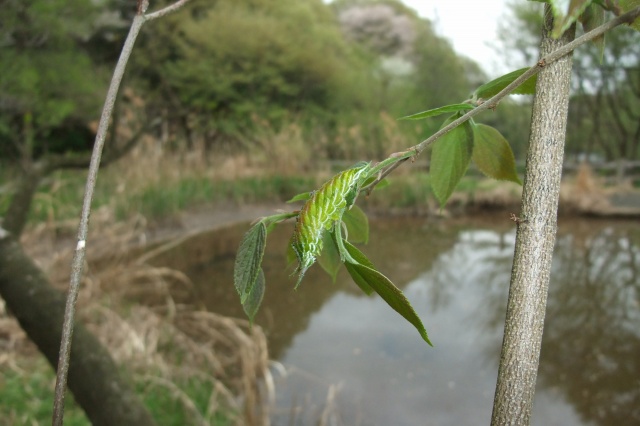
[138,376,234,426]
[0,168,319,226]
[115,175,317,221]
[1,162,502,229]
[0,358,234,425]
[1,360,89,426]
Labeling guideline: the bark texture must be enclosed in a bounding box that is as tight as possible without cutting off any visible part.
[0,234,156,426]
[491,6,575,426]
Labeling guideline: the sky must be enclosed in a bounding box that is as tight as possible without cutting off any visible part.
[401,0,511,76]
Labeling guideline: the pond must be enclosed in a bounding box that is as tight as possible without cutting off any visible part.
[148,214,640,425]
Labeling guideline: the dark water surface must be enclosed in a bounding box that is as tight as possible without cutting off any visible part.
[150,215,640,425]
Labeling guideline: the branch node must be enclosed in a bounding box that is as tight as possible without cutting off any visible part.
[509,213,528,224]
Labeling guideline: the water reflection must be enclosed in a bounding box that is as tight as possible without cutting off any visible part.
[540,223,640,425]
[149,216,640,425]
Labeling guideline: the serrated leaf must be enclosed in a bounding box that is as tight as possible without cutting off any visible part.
[286,191,312,203]
[474,68,538,100]
[318,229,342,281]
[343,205,369,244]
[430,115,474,207]
[620,0,640,31]
[234,221,267,305]
[472,124,522,184]
[345,262,432,345]
[243,269,265,324]
[552,0,594,38]
[398,103,474,121]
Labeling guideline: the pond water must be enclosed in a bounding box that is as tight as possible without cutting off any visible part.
[149,215,640,425]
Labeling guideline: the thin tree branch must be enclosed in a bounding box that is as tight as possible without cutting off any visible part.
[52,15,145,426]
[51,0,192,424]
[145,0,192,21]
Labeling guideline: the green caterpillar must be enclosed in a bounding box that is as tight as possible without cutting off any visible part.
[291,162,370,287]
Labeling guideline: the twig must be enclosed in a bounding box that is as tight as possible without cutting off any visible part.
[52,1,192,425]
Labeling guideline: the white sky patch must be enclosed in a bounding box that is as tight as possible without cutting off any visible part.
[401,0,510,76]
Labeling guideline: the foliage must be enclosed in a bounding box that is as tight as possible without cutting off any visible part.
[127,0,477,153]
[234,160,431,344]
[0,0,107,158]
[232,0,640,348]
[134,0,369,140]
[531,0,640,35]
[503,0,640,161]
[229,21,537,344]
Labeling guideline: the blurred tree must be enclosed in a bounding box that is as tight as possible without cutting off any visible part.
[0,0,106,160]
[134,0,370,148]
[332,0,476,112]
[498,0,640,164]
[0,2,157,423]
[569,27,640,163]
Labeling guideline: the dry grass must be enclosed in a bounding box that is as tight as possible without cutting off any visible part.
[4,210,274,425]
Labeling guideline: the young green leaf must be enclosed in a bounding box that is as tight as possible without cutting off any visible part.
[318,229,342,281]
[287,191,312,203]
[234,221,267,304]
[579,3,605,61]
[430,115,474,207]
[346,262,432,345]
[619,0,640,31]
[398,103,474,121]
[551,0,594,38]
[343,204,369,244]
[472,124,522,184]
[474,68,538,100]
[243,269,265,324]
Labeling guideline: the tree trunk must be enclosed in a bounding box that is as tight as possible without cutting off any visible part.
[491,6,575,426]
[3,166,44,237]
[0,234,156,426]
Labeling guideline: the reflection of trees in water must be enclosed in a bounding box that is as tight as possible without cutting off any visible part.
[539,224,640,425]
[152,217,640,424]
[457,220,640,425]
[424,226,514,325]
[150,219,461,359]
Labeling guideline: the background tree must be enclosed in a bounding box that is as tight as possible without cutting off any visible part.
[0,1,181,424]
[499,0,640,167]
[0,0,105,160]
[132,0,373,149]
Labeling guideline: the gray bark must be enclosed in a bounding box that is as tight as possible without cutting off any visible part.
[491,6,575,426]
[0,234,157,426]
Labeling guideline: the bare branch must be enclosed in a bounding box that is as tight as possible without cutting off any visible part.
[145,0,192,21]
